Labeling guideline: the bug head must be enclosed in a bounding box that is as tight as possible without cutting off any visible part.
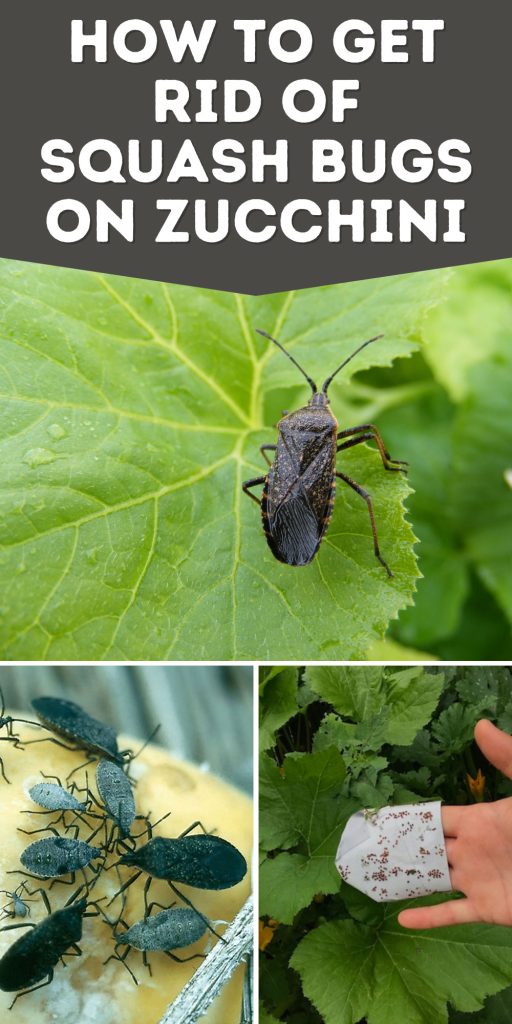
[256,330,384,406]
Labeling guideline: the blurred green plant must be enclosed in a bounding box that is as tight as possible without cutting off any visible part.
[259,665,512,1024]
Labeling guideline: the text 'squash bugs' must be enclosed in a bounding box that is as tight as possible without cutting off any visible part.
[242,331,408,574]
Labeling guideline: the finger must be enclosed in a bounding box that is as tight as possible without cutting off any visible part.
[398,898,477,930]
[445,837,458,865]
[474,719,512,779]
[441,805,466,836]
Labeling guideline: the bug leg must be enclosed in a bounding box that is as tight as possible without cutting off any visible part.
[242,476,266,506]
[142,950,152,976]
[22,737,79,753]
[8,971,54,1010]
[7,869,54,885]
[0,756,9,784]
[66,757,97,782]
[335,472,393,578]
[17,824,63,838]
[146,899,176,915]
[49,872,77,889]
[105,948,139,985]
[0,921,36,934]
[260,444,277,467]
[178,820,210,839]
[164,950,205,964]
[166,882,225,943]
[142,876,153,918]
[337,425,408,473]
[106,869,142,907]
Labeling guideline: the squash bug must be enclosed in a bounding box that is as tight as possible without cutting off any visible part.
[0,889,98,1009]
[28,696,130,767]
[15,836,103,887]
[242,331,408,574]
[110,821,247,940]
[95,760,136,838]
[106,905,207,982]
[20,775,93,838]
[0,884,34,921]
[28,696,159,777]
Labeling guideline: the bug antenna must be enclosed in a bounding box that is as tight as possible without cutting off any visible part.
[322,334,384,394]
[126,723,161,765]
[256,329,317,394]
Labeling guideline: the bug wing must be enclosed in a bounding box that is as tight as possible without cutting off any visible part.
[264,435,335,566]
[266,491,322,566]
[32,696,119,757]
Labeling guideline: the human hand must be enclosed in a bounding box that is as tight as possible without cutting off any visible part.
[398,719,512,929]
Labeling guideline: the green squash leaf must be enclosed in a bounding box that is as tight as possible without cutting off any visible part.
[260,668,300,751]
[0,259,442,660]
[452,346,512,629]
[260,1008,283,1024]
[306,665,444,745]
[450,984,512,1023]
[291,901,512,1024]
[259,749,352,922]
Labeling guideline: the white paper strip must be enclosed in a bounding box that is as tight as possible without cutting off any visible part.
[335,802,452,902]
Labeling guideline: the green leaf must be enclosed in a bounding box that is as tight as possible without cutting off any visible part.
[454,666,512,715]
[422,259,512,401]
[306,666,444,746]
[379,388,470,649]
[0,260,437,660]
[313,710,390,755]
[291,901,512,1024]
[383,667,444,745]
[431,704,477,756]
[260,669,299,751]
[306,666,384,719]
[392,728,443,770]
[259,749,353,921]
[450,984,512,1023]
[260,1008,283,1024]
[259,748,346,853]
[351,770,394,807]
[366,636,437,661]
[452,347,512,629]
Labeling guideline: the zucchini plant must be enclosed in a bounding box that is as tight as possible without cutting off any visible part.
[260,665,512,1024]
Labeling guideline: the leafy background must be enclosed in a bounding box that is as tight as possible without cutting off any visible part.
[260,665,512,1024]
[0,257,510,659]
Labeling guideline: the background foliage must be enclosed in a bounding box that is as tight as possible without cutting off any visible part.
[259,665,512,1024]
[0,258,510,660]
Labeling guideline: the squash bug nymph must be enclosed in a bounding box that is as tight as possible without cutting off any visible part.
[242,331,408,574]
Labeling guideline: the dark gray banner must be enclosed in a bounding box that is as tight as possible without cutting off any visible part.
[0,1,510,292]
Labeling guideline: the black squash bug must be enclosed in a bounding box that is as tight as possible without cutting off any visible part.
[0,889,97,1009]
[28,697,160,778]
[29,697,129,767]
[242,331,408,574]
[110,821,247,940]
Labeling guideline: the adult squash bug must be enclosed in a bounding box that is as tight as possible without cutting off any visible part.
[27,696,160,779]
[109,820,247,941]
[242,331,407,574]
[0,889,99,1009]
